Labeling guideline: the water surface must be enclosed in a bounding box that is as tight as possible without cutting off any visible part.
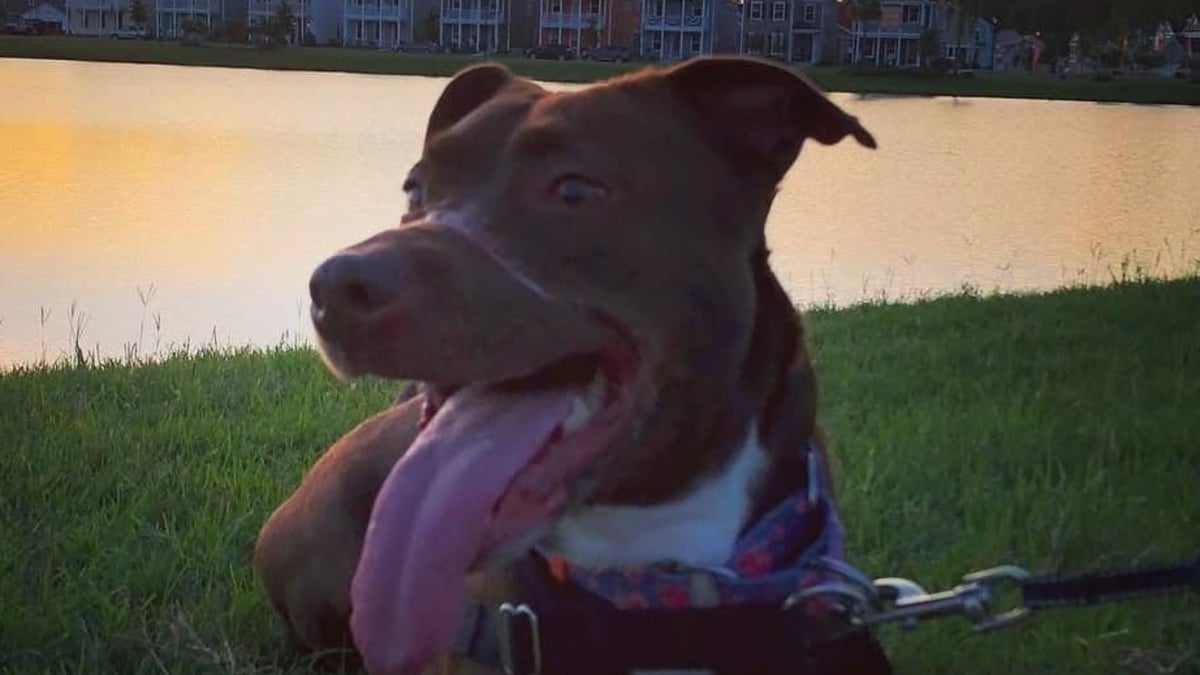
[2,58,1198,368]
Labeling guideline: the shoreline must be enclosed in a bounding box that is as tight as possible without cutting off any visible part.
[3,274,1196,375]
[4,35,1200,105]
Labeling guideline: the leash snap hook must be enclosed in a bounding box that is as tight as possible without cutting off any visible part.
[498,603,542,675]
[866,565,1033,632]
[960,564,1033,631]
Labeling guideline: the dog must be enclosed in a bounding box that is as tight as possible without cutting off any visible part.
[254,56,885,675]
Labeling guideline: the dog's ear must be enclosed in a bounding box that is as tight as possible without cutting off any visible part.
[424,63,519,144]
[664,57,876,183]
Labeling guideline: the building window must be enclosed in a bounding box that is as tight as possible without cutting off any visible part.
[690,1,702,17]
[863,38,874,56]
[803,3,815,22]
[586,0,600,14]
[651,31,662,50]
[690,32,700,52]
[652,0,663,15]
[901,4,919,23]
[748,1,762,20]
[770,1,784,21]
[450,0,460,9]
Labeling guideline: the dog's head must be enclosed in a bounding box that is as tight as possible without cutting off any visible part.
[308,57,874,675]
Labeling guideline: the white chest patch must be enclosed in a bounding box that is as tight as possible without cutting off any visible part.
[544,421,769,675]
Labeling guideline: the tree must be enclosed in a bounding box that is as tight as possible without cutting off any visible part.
[272,0,297,44]
[581,15,599,51]
[420,8,439,43]
[919,28,941,67]
[179,17,207,44]
[848,0,882,64]
[953,0,980,69]
[973,0,1200,62]
[128,0,148,28]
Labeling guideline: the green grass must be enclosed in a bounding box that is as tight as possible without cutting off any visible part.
[3,34,1200,105]
[3,277,1199,674]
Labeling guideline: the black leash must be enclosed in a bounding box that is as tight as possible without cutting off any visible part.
[1020,556,1200,611]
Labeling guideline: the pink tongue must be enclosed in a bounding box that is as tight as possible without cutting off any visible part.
[349,384,580,675]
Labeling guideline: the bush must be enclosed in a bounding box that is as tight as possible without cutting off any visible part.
[1133,50,1166,70]
[1091,70,1113,82]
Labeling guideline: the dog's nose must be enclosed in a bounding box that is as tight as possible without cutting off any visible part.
[309,252,398,323]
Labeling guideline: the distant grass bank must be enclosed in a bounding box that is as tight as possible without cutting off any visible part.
[4,35,1200,104]
[2,277,1198,673]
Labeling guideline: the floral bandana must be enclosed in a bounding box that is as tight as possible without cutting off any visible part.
[536,442,849,614]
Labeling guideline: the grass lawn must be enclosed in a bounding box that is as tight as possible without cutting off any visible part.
[3,277,1199,674]
[3,34,1200,105]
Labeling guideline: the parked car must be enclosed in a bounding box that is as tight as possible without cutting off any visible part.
[583,44,631,62]
[110,26,148,39]
[525,43,574,60]
[394,41,441,54]
[3,18,38,35]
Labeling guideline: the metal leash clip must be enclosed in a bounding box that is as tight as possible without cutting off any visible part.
[869,565,1033,632]
[786,562,1033,633]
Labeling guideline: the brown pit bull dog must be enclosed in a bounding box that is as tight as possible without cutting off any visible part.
[254,56,886,675]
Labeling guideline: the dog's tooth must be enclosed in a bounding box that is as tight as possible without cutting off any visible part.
[562,395,594,433]
[586,372,607,409]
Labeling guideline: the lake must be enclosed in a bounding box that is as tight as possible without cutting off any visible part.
[2,58,1198,369]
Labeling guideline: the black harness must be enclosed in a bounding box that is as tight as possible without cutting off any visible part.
[451,553,893,675]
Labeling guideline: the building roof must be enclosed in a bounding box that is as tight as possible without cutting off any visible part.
[1183,13,1200,38]
[22,1,66,21]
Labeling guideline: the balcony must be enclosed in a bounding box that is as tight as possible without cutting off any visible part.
[854,19,924,36]
[68,0,128,9]
[539,11,604,29]
[644,13,705,29]
[157,0,213,11]
[248,0,307,14]
[441,7,503,23]
[344,1,408,18]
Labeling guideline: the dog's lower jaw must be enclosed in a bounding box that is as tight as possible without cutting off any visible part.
[313,333,361,382]
[542,419,768,675]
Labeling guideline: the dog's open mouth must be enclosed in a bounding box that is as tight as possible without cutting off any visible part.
[349,343,640,675]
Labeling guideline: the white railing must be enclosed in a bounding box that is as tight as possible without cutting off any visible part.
[247,0,310,14]
[68,0,128,9]
[644,13,705,28]
[854,20,924,36]
[539,11,604,28]
[344,2,408,18]
[157,0,212,11]
[441,7,502,22]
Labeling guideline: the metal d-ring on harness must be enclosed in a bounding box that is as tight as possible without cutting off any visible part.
[786,555,1200,635]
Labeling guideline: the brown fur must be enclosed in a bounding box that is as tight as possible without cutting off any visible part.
[255,56,875,672]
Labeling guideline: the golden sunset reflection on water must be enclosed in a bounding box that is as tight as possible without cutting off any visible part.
[2,58,1198,368]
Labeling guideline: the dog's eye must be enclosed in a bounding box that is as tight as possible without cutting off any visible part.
[550,174,608,207]
[403,178,424,212]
